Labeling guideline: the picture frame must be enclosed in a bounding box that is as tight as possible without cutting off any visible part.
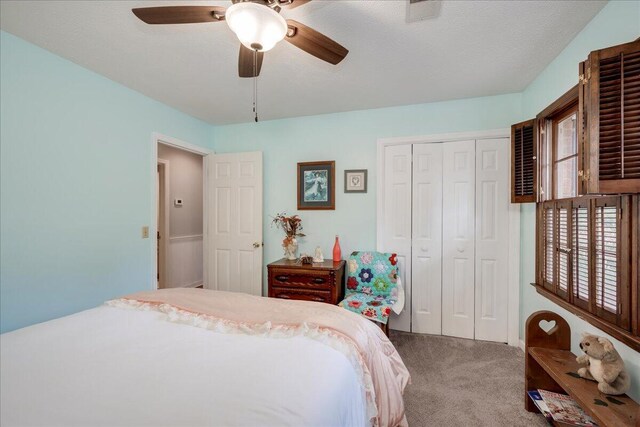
[297,161,335,210]
[344,169,368,193]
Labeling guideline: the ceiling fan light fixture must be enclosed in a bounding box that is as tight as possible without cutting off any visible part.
[226,2,287,52]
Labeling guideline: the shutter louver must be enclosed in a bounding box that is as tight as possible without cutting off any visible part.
[514,127,523,195]
[544,205,555,289]
[623,51,640,179]
[572,204,590,309]
[594,204,618,316]
[522,125,535,195]
[557,205,570,297]
[582,39,640,193]
[511,120,537,203]
[598,54,622,181]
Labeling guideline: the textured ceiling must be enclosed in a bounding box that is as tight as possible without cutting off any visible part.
[0,0,606,125]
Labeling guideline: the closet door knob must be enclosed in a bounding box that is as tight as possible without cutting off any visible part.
[457,246,465,253]
[421,246,428,252]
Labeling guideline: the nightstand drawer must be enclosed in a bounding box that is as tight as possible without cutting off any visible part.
[270,287,333,303]
[270,268,333,290]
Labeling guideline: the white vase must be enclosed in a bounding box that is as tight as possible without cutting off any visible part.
[283,238,298,260]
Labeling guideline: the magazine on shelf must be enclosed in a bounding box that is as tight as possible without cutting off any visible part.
[527,390,554,424]
[537,390,597,427]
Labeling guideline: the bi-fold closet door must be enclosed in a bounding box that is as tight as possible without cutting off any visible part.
[386,138,509,342]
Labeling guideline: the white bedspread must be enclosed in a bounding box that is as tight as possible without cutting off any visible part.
[1,305,368,427]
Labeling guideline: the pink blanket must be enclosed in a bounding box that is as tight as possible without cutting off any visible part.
[118,288,410,427]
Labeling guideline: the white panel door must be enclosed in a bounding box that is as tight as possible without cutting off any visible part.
[206,152,263,296]
[381,144,412,332]
[475,138,510,342]
[442,140,475,339]
[411,143,443,334]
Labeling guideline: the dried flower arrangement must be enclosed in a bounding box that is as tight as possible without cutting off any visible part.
[271,213,306,247]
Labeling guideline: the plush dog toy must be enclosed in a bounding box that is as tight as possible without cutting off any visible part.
[576,333,630,395]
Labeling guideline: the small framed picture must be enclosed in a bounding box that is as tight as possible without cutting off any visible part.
[344,169,367,193]
[297,161,335,210]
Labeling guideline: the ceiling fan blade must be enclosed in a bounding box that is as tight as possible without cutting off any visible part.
[239,45,264,78]
[132,6,225,25]
[281,0,311,9]
[285,20,348,65]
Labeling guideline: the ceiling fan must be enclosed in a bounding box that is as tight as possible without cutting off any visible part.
[132,0,349,78]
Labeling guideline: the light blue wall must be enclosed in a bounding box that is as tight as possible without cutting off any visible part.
[212,94,522,289]
[518,1,640,400]
[2,1,638,400]
[0,31,212,333]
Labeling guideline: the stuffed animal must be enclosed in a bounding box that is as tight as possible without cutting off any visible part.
[576,333,630,395]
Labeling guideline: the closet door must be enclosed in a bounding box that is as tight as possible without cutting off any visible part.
[412,143,443,334]
[381,144,413,332]
[474,138,510,342]
[442,140,476,339]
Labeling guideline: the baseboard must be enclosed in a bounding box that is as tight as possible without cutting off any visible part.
[519,339,525,353]
[183,281,203,288]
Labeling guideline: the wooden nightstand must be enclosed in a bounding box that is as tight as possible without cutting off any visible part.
[267,258,345,305]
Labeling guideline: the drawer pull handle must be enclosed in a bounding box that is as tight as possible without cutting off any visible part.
[277,294,291,299]
[312,278,326,284]
[312,297,324,302]
[276,275,289,282]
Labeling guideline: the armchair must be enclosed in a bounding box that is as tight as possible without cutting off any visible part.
[338,251,405,335]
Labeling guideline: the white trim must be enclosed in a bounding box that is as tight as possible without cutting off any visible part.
[169,234,204,242]
[183,280,203,289]
[150,133,213,291]
[519,339,526,353]
[157,159,171,290]
[377,128,511,146]
[376,128,520,347]
[507,200,521,348]
[153,132,212,156]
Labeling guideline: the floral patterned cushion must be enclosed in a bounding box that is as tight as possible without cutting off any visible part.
[345,251,399,298]
[339,293,395,324]
[339,251,399,325]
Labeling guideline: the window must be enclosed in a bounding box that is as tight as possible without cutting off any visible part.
[525,39,640,351]
[536,196,636,349]
[537,86,579,202]
[553,110,578,199]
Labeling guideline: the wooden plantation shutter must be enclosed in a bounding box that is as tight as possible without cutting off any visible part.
[541,202,555,291]
[571,200,590,310]
[511,119,537,202]
[634,195,640,337]
[556,201,571,300]
[592,196,630,330]
[580,39,640,194]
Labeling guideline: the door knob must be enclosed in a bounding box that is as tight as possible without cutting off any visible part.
[421,246,428,252]
[253,242,261,248]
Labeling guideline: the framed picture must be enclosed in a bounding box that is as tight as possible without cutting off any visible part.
[297,161,335,210]
[344,169,368,193]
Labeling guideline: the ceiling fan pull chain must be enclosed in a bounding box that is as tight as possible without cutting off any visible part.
[253,49,259,123]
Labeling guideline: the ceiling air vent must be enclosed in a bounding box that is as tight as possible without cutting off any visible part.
[406,0,442,23]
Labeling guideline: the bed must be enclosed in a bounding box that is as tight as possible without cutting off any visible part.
[1,288,410,427]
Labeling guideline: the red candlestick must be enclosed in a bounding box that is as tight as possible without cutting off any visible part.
[332,235,342,262]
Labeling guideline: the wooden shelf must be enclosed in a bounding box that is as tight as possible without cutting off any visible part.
[528,347,638,427]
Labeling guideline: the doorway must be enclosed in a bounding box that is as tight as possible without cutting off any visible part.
[151,133,264,297]
[157,160,169,288]
[157,142,205,289]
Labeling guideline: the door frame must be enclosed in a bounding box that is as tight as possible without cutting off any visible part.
[157,159,170,289]
[150,132,213,291]
[376,128,521,347]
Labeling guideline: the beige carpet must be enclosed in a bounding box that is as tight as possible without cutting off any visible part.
[390,331,548,426]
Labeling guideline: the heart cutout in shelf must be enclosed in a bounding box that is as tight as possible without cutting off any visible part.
[538,319,557,335]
